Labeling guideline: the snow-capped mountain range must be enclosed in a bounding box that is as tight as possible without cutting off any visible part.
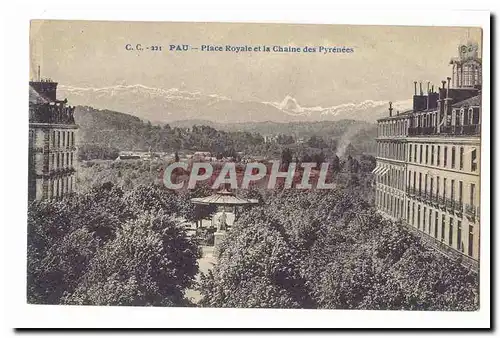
[58,84,413,124]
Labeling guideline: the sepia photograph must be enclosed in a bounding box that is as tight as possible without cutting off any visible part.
[13,11,491,328]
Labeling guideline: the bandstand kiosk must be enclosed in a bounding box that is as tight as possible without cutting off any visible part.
[190,189,259,247]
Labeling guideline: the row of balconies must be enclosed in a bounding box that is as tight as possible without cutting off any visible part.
[39,167,76,177]
[30,146,77,153]
[407,124,481,137]
[406,187,479,221]
[29,105,76,125]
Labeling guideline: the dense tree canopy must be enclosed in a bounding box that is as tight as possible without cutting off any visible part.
[27,183,200,306]
[28,139,478,311]
[199,189,479,311]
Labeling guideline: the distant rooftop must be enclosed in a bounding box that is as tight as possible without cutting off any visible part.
[452,95,481,108]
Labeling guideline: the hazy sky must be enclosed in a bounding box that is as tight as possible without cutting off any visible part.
[30,20,482,106]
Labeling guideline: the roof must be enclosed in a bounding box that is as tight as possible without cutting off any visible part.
[190,189,259,205]
[377,109,413,122]
[452,95,481,108]
[29,85,49,104]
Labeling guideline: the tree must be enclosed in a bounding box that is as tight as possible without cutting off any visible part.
[331,155,341,173]
[312,151,326,168]
[27,181,203,306]
[63,212,200,306]
[198,188,479,311]
[281,148,293,168]
[27,184,135,304]
[198,208,315,308]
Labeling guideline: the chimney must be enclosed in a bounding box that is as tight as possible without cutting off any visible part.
[437,80,446,129]
[440,80,446,100]
[427,88,431,110]
[427,81,430,94]
[419,82,423,96]
[389,101,393,117]
[414,81,417,95]
[37,65,41,82]
[446,77,451,98]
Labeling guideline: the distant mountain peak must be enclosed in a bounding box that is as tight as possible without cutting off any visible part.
[58,84,413,123]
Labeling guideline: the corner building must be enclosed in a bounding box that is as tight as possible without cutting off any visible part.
[29,79,78,201]
[374,41,481,269]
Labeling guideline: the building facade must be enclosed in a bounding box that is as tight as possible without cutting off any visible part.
[29,79,78,201]
[374,41,481,269]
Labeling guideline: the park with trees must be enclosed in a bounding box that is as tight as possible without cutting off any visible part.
[27,120,479,310]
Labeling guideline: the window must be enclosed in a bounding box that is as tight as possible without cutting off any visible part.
[414,144,417,162]
[430,178,433,199]
[425,145,429,164]
[420,145,423,163]
[437,146,441,166]
[436,177,440,199]
[62,131,65,147]
[412,202,415,225]
[457,220,463,252]
[444,147,448,167]
[460,147,464,170]
[431,145,435,165]
[443,178,447,199]
[57,131,60,148]
[459,181,463,205]
[71,153,73,166]
[428,210,432,235]
[464,109,470,125]
[470,183,476,206]
[407,201,410,221]
[425,174,428,195]
[451,179,455,200]
[56,153,60,168]
[471,148,477,172]
[449,217,454,247]
[441,215,446,241]
[472,108,480,124]
[451,147,456,168]
[434,212,439,238]
[66,152,69,166]
[52,131,55,147]
[468,225,474,256]
[419,173,422,195]
[417,204,421,229]
[423,207,427,232]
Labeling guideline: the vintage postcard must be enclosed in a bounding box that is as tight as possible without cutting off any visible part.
[26,18,486,324]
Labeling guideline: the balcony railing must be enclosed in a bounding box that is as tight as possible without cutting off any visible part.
[465,204,480,221]
[29,104,76,125]
[408,126,436,136]
[408,124,480,137]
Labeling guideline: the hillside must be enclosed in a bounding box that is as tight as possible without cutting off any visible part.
[74,105,377,156]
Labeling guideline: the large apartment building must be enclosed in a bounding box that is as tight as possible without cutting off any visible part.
[29,78,78,201]
[374,40,481,269]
